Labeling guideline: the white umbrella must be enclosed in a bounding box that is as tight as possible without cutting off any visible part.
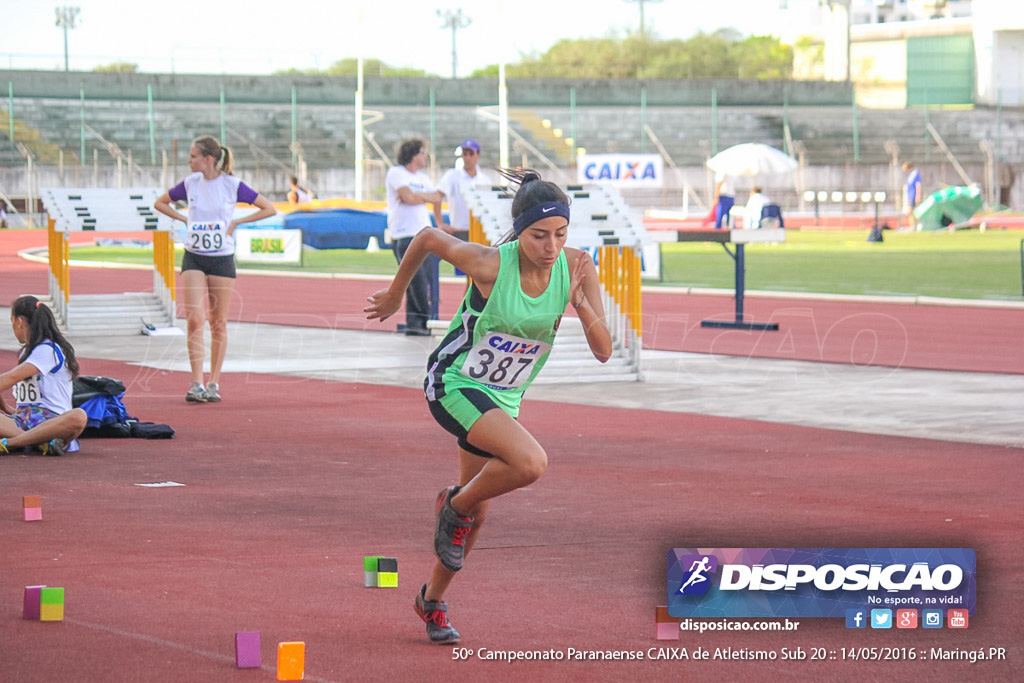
[707,143,798,177]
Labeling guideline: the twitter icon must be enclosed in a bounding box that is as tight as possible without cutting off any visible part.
[870,609,892,629]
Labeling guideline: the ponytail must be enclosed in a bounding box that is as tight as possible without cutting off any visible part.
[219,144,234,175]
[192,135,234,175]
[11,295,80,379]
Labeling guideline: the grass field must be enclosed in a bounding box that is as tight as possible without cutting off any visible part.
[67,228,1024,301]
[657,228,1024,300]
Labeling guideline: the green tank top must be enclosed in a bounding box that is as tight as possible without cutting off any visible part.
[425,240,569,416]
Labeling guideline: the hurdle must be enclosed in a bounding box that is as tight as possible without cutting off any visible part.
[802,189,889,228]
[463,182,643,383]
[40,188,175,335]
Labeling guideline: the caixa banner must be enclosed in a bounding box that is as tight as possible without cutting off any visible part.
[576,154,663,187]
[667,548,975,618]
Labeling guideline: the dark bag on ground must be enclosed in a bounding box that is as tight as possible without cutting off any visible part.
[129,421,175,439]
[71,375,174,439]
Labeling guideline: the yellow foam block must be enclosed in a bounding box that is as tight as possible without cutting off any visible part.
[376,572,398,588]
[40,603,64,621]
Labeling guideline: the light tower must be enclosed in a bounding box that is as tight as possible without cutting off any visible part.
[437,9,471,78]
[623,0,662,37]
[55,6,81,72]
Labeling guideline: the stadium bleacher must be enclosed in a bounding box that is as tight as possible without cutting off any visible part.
[4,71,1024,211]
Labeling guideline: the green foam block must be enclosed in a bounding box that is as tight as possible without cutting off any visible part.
[40,587,65,606]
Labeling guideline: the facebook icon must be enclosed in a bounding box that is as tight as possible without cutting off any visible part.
[845,609,867,629]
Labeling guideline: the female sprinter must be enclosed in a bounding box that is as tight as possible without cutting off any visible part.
[365,169,612,644]
[154,135,276,403]
[0,296,87,455]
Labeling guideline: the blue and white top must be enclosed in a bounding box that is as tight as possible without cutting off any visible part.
[14,341,73,415]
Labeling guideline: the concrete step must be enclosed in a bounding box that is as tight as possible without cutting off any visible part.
[59,293,174,335]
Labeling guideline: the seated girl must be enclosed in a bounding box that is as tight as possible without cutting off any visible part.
[1,296,87,455]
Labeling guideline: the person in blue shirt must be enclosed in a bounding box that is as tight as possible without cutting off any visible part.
[903,161,922,229]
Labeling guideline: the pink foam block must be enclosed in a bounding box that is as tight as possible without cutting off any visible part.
[235,631,261,668]
[23,585,46,620]
[656,621,679,640]
[24,507,42,521]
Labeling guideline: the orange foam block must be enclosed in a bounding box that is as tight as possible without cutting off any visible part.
[655,606,675,623]
[23,495,42,521]
[277,641,305,681]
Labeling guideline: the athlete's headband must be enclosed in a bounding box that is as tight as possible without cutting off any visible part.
[512,202,571,236]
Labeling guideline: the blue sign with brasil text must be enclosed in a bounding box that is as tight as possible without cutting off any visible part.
[667,548,975,619]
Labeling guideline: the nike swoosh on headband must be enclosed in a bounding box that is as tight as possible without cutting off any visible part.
[512,202,571,236]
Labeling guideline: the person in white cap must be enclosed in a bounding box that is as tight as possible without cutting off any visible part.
[437,139,494,236]
[437,139,494,288]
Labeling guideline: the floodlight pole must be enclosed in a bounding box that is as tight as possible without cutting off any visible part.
[55,6,81,73]
[438,9,471,78]
[623,0,661,37]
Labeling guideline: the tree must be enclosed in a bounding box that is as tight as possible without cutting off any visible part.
[733,36,792,79]
[469,31,792,80]
[92,62,137,73]
[274,59,435,78]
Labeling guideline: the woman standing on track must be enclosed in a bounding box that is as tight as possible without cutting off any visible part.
[365,169,612,644]
[0,295,87,455]
[154,135,276,403]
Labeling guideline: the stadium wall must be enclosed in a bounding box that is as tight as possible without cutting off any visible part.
[0,69,852,107]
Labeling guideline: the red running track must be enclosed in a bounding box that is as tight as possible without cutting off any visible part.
[1,353,1021,682]
[2,229,1021,374]
[2,230,1022,681]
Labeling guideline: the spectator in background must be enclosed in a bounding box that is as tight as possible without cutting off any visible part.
[385,139,444,336]
[287,176,315,204]
[743,186,770,229]
[713,171,735,229]
[437,139,493,237]
[903,161,922,230]
[154,135,276,403]
[437,139,494,289]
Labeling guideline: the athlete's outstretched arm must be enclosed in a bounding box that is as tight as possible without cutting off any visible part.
[364,229,498,322]
[567,249,612,363]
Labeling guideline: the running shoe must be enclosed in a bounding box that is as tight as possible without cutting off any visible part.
[0,438,9,454]
[203,382,221,403]
[414,584,460,644]
[434,486,474,572]
[185,382,207,403]
[40,438,66,456]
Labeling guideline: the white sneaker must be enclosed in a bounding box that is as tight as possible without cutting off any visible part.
[185,382,207,403]
[203,382,221,403]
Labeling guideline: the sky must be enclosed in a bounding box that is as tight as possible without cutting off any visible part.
[0,1,813,78]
